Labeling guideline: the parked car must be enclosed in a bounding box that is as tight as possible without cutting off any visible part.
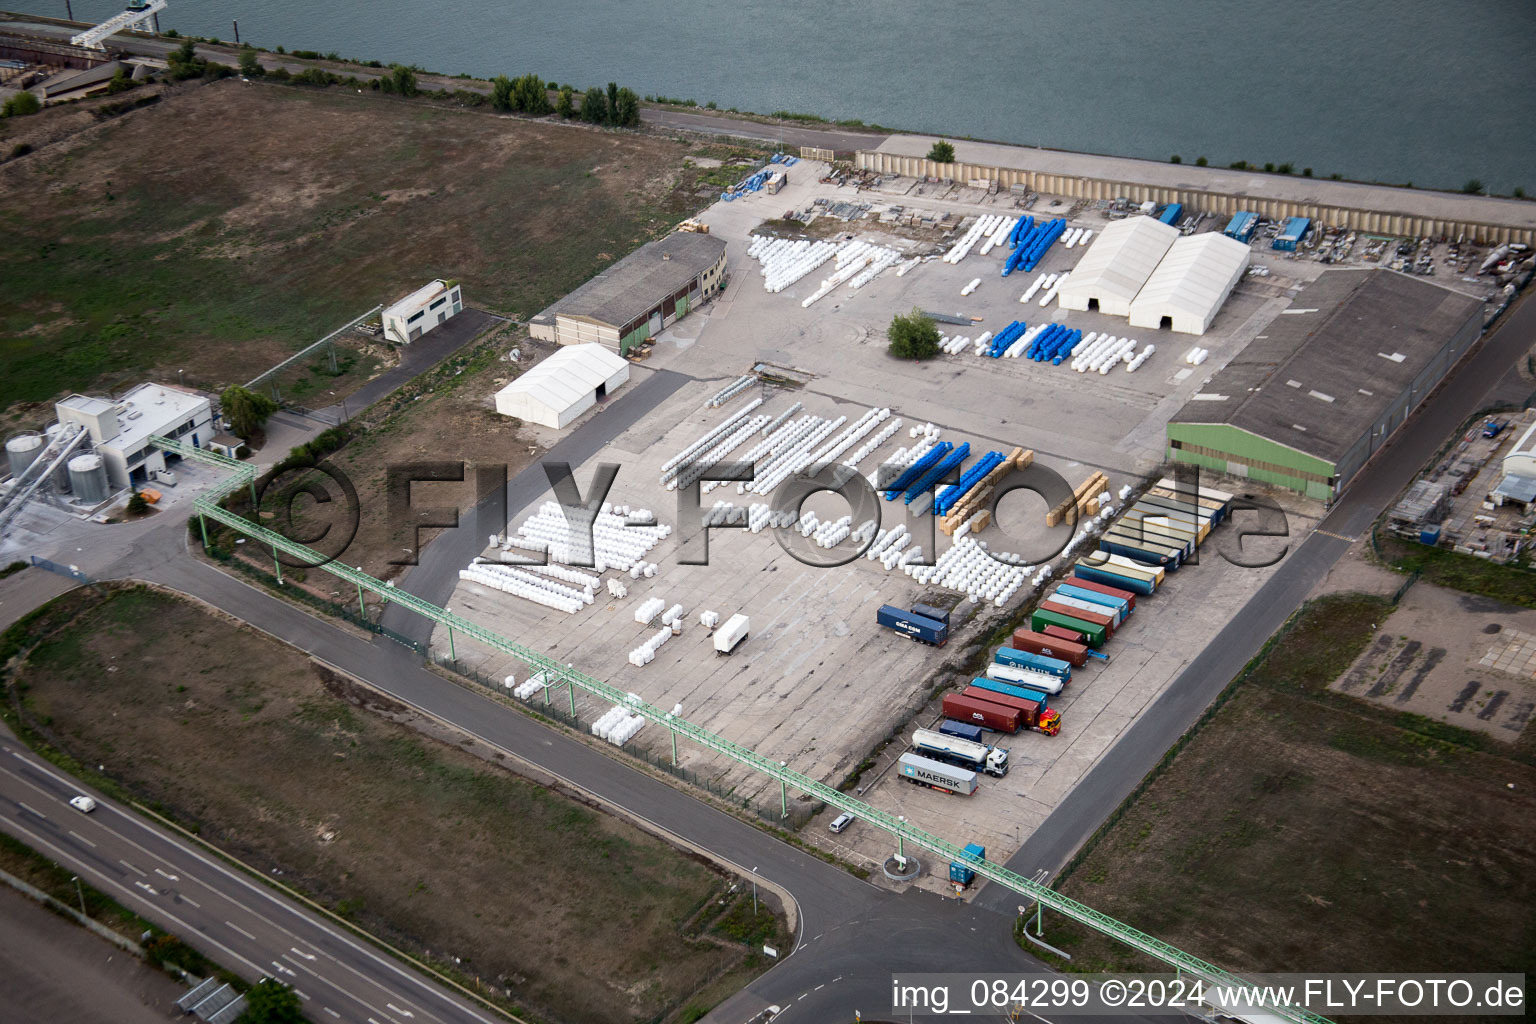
[828,812,855,834]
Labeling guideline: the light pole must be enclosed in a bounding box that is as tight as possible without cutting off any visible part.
[177,368,184,389]
[71,875,86,917]
[329,391,348,423]
[896,816,906,862]
[750,866,758,917]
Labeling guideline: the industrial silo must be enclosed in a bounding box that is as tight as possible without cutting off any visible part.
[5,431,44,478]
[68,453,110,504]
[44,424,71,492]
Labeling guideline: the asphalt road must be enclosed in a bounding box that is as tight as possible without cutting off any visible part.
[0,730,504,1024]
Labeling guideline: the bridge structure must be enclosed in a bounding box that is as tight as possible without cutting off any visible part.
[152,432,1332,1024]
[70,0,167,50]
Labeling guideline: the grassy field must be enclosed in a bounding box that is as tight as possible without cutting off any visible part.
[0,77,733,418]
[4,586,785,1024]
[1035,593,1536,982]
[1376,531,1536,609]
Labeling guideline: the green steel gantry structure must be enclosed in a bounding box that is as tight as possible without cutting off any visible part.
[154,434,1329,1024]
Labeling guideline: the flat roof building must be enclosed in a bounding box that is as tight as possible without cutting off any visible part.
[529,233,727,355]
[382,279,463,345]
[494,345,630,429]
[1127,231,1250,335]
[1166,269,1484,500]
[1055,215,1179,317]
[56,382,213,490]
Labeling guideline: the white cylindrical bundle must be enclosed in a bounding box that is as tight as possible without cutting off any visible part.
[1191,348,1208,365]
[895,256,921,277]
[961,277,981,296]
[1040,271,1069,306]
[634,596,665,625]
[661,397,764,482]
[1078,229,1093,246]
[844,417,901,468]
[1020,273,1047,304]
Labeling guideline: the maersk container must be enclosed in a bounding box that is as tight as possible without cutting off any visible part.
[939,719,984,743]
[984,661,1066,695]
[960,686,1060,735]
[942,692,1021,734]
[1224,211,1258,243]
[1056,583,1131,620]
[1040,599,1115,635]
[1074,560,1156,596]
[877,605,948,646]
[1062,577,1137,611]
[994,646,1072,680]
[1012,628,1088,667]
[1031,608,1107,648]
[897,751,979,795]
[972,672,1060,704]
[1273,216,1311,251]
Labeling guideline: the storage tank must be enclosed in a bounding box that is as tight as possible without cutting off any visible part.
[6,431,44,478]
[44,423,71,492]
[68,453,110,504]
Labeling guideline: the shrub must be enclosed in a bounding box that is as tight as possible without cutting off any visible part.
[1195,156,1208,166]
[556,85,574,119]
[238,45,264,78]
[8,142,33,159]
[1169,154,1181,164]
[887,308,940,361]
[1462,178,1485,195]
[927,140,956,163]
[580,85,606,124]
[2,91,41,117]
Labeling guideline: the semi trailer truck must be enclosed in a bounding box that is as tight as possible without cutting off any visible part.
[911,727,1009,777]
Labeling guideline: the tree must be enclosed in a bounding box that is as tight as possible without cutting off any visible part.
[127,490,149,515]
[887,308,940,361]
[1169,154,1181,164]
[2,90,41,117]
[1195,156,1208,166]
[512,73,550,114]
[606,81,619,125]
[389,65,418,97]
[1462,178,1485,195]
[167,39,206,81]
[613,87,641,127]
[580,86,606,124]
[220,385,278,439]
[236,979,305,1024]
[556,85,574,119]
[490,74,514,112]
[238,44,264,78]
[106,66,134,94]
[927,140,955,163]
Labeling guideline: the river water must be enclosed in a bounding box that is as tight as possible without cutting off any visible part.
[17,0,1536,194]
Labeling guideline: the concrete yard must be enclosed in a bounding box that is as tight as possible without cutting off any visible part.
[431,161,1393,876]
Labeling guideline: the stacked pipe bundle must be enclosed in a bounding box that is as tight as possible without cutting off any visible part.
[746,503,800,532]
[984,320,1027,357]
[906,516,1030,605]
[882,441,951,499]
[1018,273,1049,303]
[960,278,981,296]
[943,214,1009,264]
[801,240,903,307]
[670,414,769,490]
[503,500,669,571]
[661,398,764,487]
[458,563,591,614]
[1038,271,1070,306]
[1007,215,1034,248]
[705,374,758,408]
[902,442,970,505]
[1024,324,1083,363]
[521,562,602,590]
[978,216,1013,255]
[1124,344,1156,372]
[809,407,891,466]
[1003,217,1067,276]
[1184,346,1210,365]
[760,402,802,437]
[743,415,845,496]
[895,256,922,277]
[939,334,972,355]
[936,447,1031,539]
[1062,227,1093,249]
[843,417,902,467]
[749,236,840,293]
[934,450,1008,516]
[709,413,811,494]
[1071,335,1138,374]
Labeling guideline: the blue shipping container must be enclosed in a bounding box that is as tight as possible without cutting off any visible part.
[877,605,948,646]
[993,646,1072,681]
[949,842,987,885]
[1224,211,1258,243]
[970,675,1053,708]
[1073,562,1157,596]
[1055,583,1131,618]
[939,720,984,743]
[1157,203,1183,226]
[1273,216,1311,251]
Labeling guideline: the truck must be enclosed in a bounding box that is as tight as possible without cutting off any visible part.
[985,660,1066,695]
[877,604,948,647]
[897,752,978,795]
[939,719,984,743]
[994,645,1073,680]
[949,842,987,887]
[912,728,1009,777]
[961,685,1061,736]
[1010,628,1089,668]
[942,692,1022,734]
[714,614,750,654]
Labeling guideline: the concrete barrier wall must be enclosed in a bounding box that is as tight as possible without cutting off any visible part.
[856,151,1535,246]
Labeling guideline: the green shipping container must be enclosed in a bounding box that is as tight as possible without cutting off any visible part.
[1031,608,1107,647]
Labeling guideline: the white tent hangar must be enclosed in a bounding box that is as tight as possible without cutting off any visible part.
[1056,216,1179,316]
[494,345,630,429]
[1128,232,1251,335]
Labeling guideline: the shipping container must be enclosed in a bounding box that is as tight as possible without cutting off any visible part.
[1040,598,1116,634]
[897,751,979,795]
[1010,629,1089,668]
[1074,560,1157,596]
[1041,622,1088,644]
[1154,476,1235,508]
[1147,486,1228,523]
[939,719,984,743]
[911,602,951,627]
[1223,211,1258,243]
[1049,589,1126,625]
[1157,202,1183,226]
[714,614,750,654]
[1131,497,1209,532]
[1113,515,1197,556]
[1273,216,1311,251]
[960,686,1060,735]
[942,692,1022,734]
[1099,528,1184,568]
[984,661,1066,695]
[877,604,948,646]
[1045,593,1122,629]
[1055,583,1131,619]
[1060,577,1137,611]
[1100,553,1166,585]
[1123,507,1204,546]
[950,842,987,886]
[1137,491,1218,522]
[994,645,1073,679]
[1031,608,1108,647]
[972,673,1058,705]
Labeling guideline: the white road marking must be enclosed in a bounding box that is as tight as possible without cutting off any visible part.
[387,1003,413,1017]
[323,1009,340,1019]
[180,895,201,908]
[119,859,147,876]
[290,947,317,961]
[155,868,179,881]
[294,989,310,1001]
[68,830,96,848]
[17,801,47,819]
[134,881,158,895]
[226,921,256,941]
[814,984,824,991]
[272,960,297,977]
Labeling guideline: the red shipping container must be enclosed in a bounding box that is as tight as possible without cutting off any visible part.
[1062,576,1137,611]
[1010,628,1088,668]
[1041,623,1087,644]
[961,686,1059,736]
[1040,599,1115,636]
[942,692,1022,734]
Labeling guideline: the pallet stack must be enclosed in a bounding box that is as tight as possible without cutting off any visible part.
[939,447,1032,536]
[1045,471,1109,528]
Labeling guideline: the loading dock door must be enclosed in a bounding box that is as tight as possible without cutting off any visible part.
[648,311,663,335]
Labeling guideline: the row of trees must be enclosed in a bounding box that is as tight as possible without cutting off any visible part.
[492,74,640,126]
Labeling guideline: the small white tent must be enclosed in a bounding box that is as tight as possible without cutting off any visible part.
[494,344,630,428]
[1128,232,1250,336]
